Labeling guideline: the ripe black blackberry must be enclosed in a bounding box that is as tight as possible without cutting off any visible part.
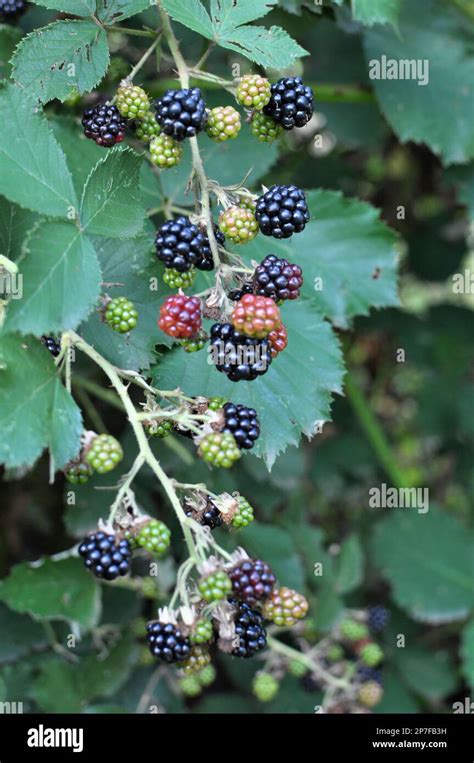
[78,531,131,581]
[255,184,309,239]
[264,77,314,130]
[155,87,207,142]
[194,226,225,271]
[222,403,260,450]
[155,216,205,272]
[209,322,272,382]
[186,498,223,529]
[357,665,383,686]
[231,600,267,658]
[146,620,191,663]
[253,254,303,302]
[229,558,276,606]
[82,103,126,147]
[41,335,61,357]
[368,605,389,633]
[0,0,26,18]
[228,281,254,302]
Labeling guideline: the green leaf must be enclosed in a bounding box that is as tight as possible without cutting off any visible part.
[244,190,399,328]
[0,24,22,79]
[333,534,363,594]
[461,619,474,689]
[363,0,474,165]
[33,659,84,713]
[162,0,214,37]
[219,25,308,69]
[211,0,277,35]
[0,83,77,218]
[0,197,38,261]
[29,0,96,13]
[96,0,154,23]
[241,524,305,590]
[396,647,458,701]
[375,669,420,713]
[371,507,474,623]
[78,636,137,699]
[0,335,83,469]
[352,0,403,27]
[152,299,344,466]
[51,116,105,199]
[2,221,101,336]
[445,163,474,221]
[12,20,109,104]
[0,557,101,629]
[0,604,47,664]
[80,148,146,239]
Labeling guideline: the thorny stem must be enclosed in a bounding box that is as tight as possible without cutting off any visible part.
[108,453,146,525]
[128,34,162,81]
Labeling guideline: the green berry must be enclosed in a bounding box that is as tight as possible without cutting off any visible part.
[163,267,196,290]
[123,529,139,550]
[105,296,138,334]
[190,618,214,645]
[358,680,383,708]
[179,675,202,697]
[262,587,308,627]
[86,434,123,474]
[208,396,227,411]
[231,495,254,528]
[206,106,241,142]
[181,336,206,353]
[238,196,257,213]
[196,664,216,687]
[236,74,271,110]
[360,642,383,667]
[198,570,232,602]
[327,644,344,662]
[218,206,258,244]
[150,134,182,169]
[64,461,93,485]
[251,111,283,144]
[288,659,307,678]
[252,672,279,702]
[136,519,171,556]
[134,110,161,142]
[198,432,241,469]
[340,619,369,642]
[145,419,173,438]
[180,645,211,675]
[116,83,150,119]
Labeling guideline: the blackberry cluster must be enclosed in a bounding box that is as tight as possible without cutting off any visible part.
[368,605,389,633]
[231,600,267,658]
[264,77,314,130]
[209,322,272,382]
[357,666,383,686]
[146,620,191,663]
[253,254,303,302]
[221,402,260,450]
[255,184,310,239]
[78,532,131,580]
[229,558,276,606]
[194,226,225,271]
[228,282,254,302]
[158,294,201,339]
[82,104,126,147]
[0,0,26,19]
[64,461,92,485]
[186,497,223,529]
[155,216,204,272]
[155,87,207,141]
[198,432,241,468]
[41,335,61,357]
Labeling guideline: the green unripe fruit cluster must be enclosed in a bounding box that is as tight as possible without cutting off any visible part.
[198,570,232,602]
[251,111,283,143]
[232,495,255,528]
[252,672,279,702]
[236,74,271,110]
[150,134,183,169]
[116,84,150,119]
[65,461,93,484]
[198,432,241,468]
[105,296,138,333]
[218,205,258,244]
[206,106,241,142]
[136,519,171,556]
[163,267,196,289]
[134,111,161,141]
[86,434,123,474]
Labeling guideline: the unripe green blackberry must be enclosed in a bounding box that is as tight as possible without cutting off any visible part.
[231,495,255,528]
[358,680,383,708]
[238,196,257,213]
[64,461,93,485]
[327,644,344,662]
[190,618,213,645]
[163,267,196,290]
[262,587,308,626]
[86,434,123,474]
[288,659,307,678]
[253,672,279,702]
[145,419,173,438]
[180,644,211,675]
[105,296,138,333]
[116,83,150,119]
[208,396,227,411]
[359,642,384,667]
[251,111,283,143]
[197,664,216,687]
[198,432,241,468]
[206,105,241,142]
[179,675,202,697]
[236,74,271,110]
[134,110,161,141]
[150,134,183,169]
[181,335,206,353]
[340,619,369,642]
[198,570,232,602]
[136,519,171,556]
[218,206,258,244]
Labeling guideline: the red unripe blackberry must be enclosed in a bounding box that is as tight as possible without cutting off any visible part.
[158,294,201,339]
[267,323,288,358]
[231,293,281,339]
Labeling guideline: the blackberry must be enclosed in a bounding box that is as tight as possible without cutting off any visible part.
[155,87,207,142]
[145,419,173,438]
[253,672,279,702]
[197,664,216,686]
[155,216,204,272]
[190,618,214,645]
[231,600,267,658]
[198,432,241,469]
[78,531,131,580]
[357,666,383,686]
[179,675,202,697]
[181,335,206,353]
[104,296,138,333]
[207,396,228,412]
[206,106,241,142]
[158,294,201,339]
[198,570,232,602]
[134,110,161,142]
[86,434,123,473]
[41,335,61,357]
[64,461,93,485]
[228,558,276,606]
[209,322,272,382]
[340,619,369,641]
[255,184,309,239]
[251,111,282,144]
[264,76,314,130]
[228,282,254,302]
[262,586,308,626]
[82,103,126,148]
[221,402,260,450]
[146,620,191,663]
[231,495,254,528]
[163,267,196,290]
[231,293,281,339]
[194,226,225,271]
[186,498,223,529]
[268,323,288,359]
[368,605,389,633]
[218,206,258,245]
[359,642,383,667]
[358,680,383,708]
[150,134,182,168]
[135,519,171,556]
[235,74,271,111]
[0,0,26,19]
[179,644,211,675]
[253,254,303,302]
[116,83,150,119]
